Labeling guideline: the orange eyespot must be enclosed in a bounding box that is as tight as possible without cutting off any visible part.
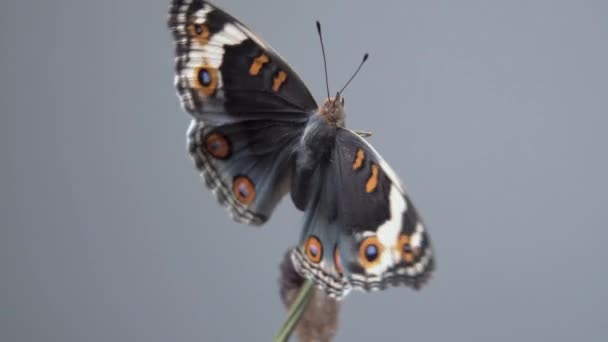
[188,23,210,45]
[304,236,323,264]
[204,132,231,159]
[358,236,384,269]
[233,176,255,205]
[334,246,343,274]
[397,234,415,264]
[194,63,218,96]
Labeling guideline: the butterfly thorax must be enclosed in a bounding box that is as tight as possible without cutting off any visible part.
[318,96,345,127]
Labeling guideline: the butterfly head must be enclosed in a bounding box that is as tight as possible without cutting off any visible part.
[319,94,346,127]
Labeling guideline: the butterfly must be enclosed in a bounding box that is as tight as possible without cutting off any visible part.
[168,0,434,299]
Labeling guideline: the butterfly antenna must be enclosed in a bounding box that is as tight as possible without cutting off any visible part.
[338,53,369,95]
[316,21,331,100]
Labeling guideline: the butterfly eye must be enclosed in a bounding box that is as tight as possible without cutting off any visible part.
[358,236,384,269]
[305,236,323,263]
[397,234,415,264]
[341,97,345,106]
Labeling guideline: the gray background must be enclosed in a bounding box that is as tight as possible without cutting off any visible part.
[1,0,607,341]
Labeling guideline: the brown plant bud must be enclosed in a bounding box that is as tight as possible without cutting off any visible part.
[279,248,341,342]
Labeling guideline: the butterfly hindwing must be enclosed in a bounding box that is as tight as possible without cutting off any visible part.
[168,0,317,122]
[291,197,351,298]
[188,118,307,225]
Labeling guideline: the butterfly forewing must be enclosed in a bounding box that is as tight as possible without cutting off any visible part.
[168,0,317,121]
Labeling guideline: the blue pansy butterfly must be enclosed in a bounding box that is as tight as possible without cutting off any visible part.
[168,0,434,299]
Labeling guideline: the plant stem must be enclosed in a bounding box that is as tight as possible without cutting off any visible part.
[273,279,315,342]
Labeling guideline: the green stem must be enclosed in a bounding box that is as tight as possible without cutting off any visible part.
[273,279,315,342]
